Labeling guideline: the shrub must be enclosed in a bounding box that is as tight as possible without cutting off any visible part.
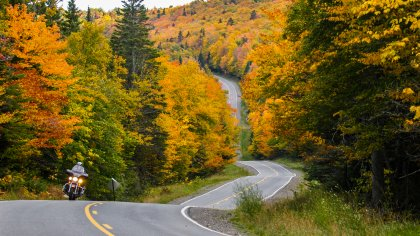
[234,183,263,216]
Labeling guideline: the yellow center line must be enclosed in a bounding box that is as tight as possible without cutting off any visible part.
[84,203,114,236]
[103,224,113,230]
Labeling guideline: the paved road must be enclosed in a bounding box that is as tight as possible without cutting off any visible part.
[0,161,295,235]
[214,74,242,121]
[0,75,295,236]
[181,161,295,210]
[0,201,216,236]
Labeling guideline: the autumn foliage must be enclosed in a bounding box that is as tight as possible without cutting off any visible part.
[149,0,293,77]
[242,0,419,210]
[0,2,239,199]
[158,60,238,182]
[5,5,78,151]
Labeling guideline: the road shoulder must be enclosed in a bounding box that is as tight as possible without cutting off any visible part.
[185,163,304,236]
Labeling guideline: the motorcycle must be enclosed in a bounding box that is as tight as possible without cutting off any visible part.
[63,169,88,200]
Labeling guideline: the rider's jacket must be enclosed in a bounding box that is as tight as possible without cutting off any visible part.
[71,165,85,174]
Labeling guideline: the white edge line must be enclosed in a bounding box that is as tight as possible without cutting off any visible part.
[263,175,294,200]
[181,206,232,236]
[263,161,297,200]
[180,161,295,236]
[180,178,239,206]
[237,161,261,177]
[266,161,296,177]
[180,161,261,206]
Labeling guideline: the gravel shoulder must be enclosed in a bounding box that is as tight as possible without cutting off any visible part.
[185,163,304,236]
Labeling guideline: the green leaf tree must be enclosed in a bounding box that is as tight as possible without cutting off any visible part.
[65,23,140,199]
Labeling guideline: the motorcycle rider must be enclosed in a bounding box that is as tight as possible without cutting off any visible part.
[65,162,88,197]
[71,161,86,174]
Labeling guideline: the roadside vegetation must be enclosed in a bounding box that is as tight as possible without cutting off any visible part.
[233,159,420,236]
[0,185,64,200]
[234,187,420,236]
[241,0,419,215]
[240,101,252,161]
[273,156,304,172]
[138,164,249,204]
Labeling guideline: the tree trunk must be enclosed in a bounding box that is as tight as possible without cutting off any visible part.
[371,149,385,208]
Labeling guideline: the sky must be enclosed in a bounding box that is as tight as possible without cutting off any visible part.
[62,0,196,11]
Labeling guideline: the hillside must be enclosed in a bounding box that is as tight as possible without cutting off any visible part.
[149,0,292,77]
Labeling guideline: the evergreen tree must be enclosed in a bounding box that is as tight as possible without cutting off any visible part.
[45,0,61,27]
[86,6,93,22]
[62,0,80,36]
[227,17,234,26]
[111,0,159,89]
[206,52,211,65]
[182,7,187,16]
[111,0,166,189]
[250,10,257,20]
[198,51,205,68]
[177,30,183,43]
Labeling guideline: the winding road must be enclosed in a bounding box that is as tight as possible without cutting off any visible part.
[0,75,295,236]
[213,74,242,121]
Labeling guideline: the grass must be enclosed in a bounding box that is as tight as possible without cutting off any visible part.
[139,164,250,204]
[240,126,252,161]
[234,187,420,236]
[240,100,253,161]
[273,155,305,172]
[234,148,419,235]
[0,185,65,201]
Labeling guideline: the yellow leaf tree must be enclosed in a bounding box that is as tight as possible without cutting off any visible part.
[158,60,237,182]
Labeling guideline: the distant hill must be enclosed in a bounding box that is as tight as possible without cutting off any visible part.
[148,0,291,77]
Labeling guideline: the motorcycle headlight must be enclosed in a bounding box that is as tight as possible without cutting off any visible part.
[72,176,78,182]
[78,178,83,184]
[68,177,72,181]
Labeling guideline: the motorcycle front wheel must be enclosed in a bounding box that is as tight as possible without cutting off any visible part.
[69,193,76,200]
[68,186,76,200]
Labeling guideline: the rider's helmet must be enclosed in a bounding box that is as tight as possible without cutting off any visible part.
[77,162,82,166]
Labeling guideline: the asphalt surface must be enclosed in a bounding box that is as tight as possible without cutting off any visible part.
[0,201,216,236]
[180,161,295,210]
[0,75,295,236]
[214,74,242,121]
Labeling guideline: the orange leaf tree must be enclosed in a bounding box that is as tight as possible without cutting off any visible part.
[6,5,78,151]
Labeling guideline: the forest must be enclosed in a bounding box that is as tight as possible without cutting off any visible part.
[152,0,420,213]
[0,0,237,200]
[148,0,290,77]
[150,0,420,213]
[240,0,419,212]
[0,0,419,216]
